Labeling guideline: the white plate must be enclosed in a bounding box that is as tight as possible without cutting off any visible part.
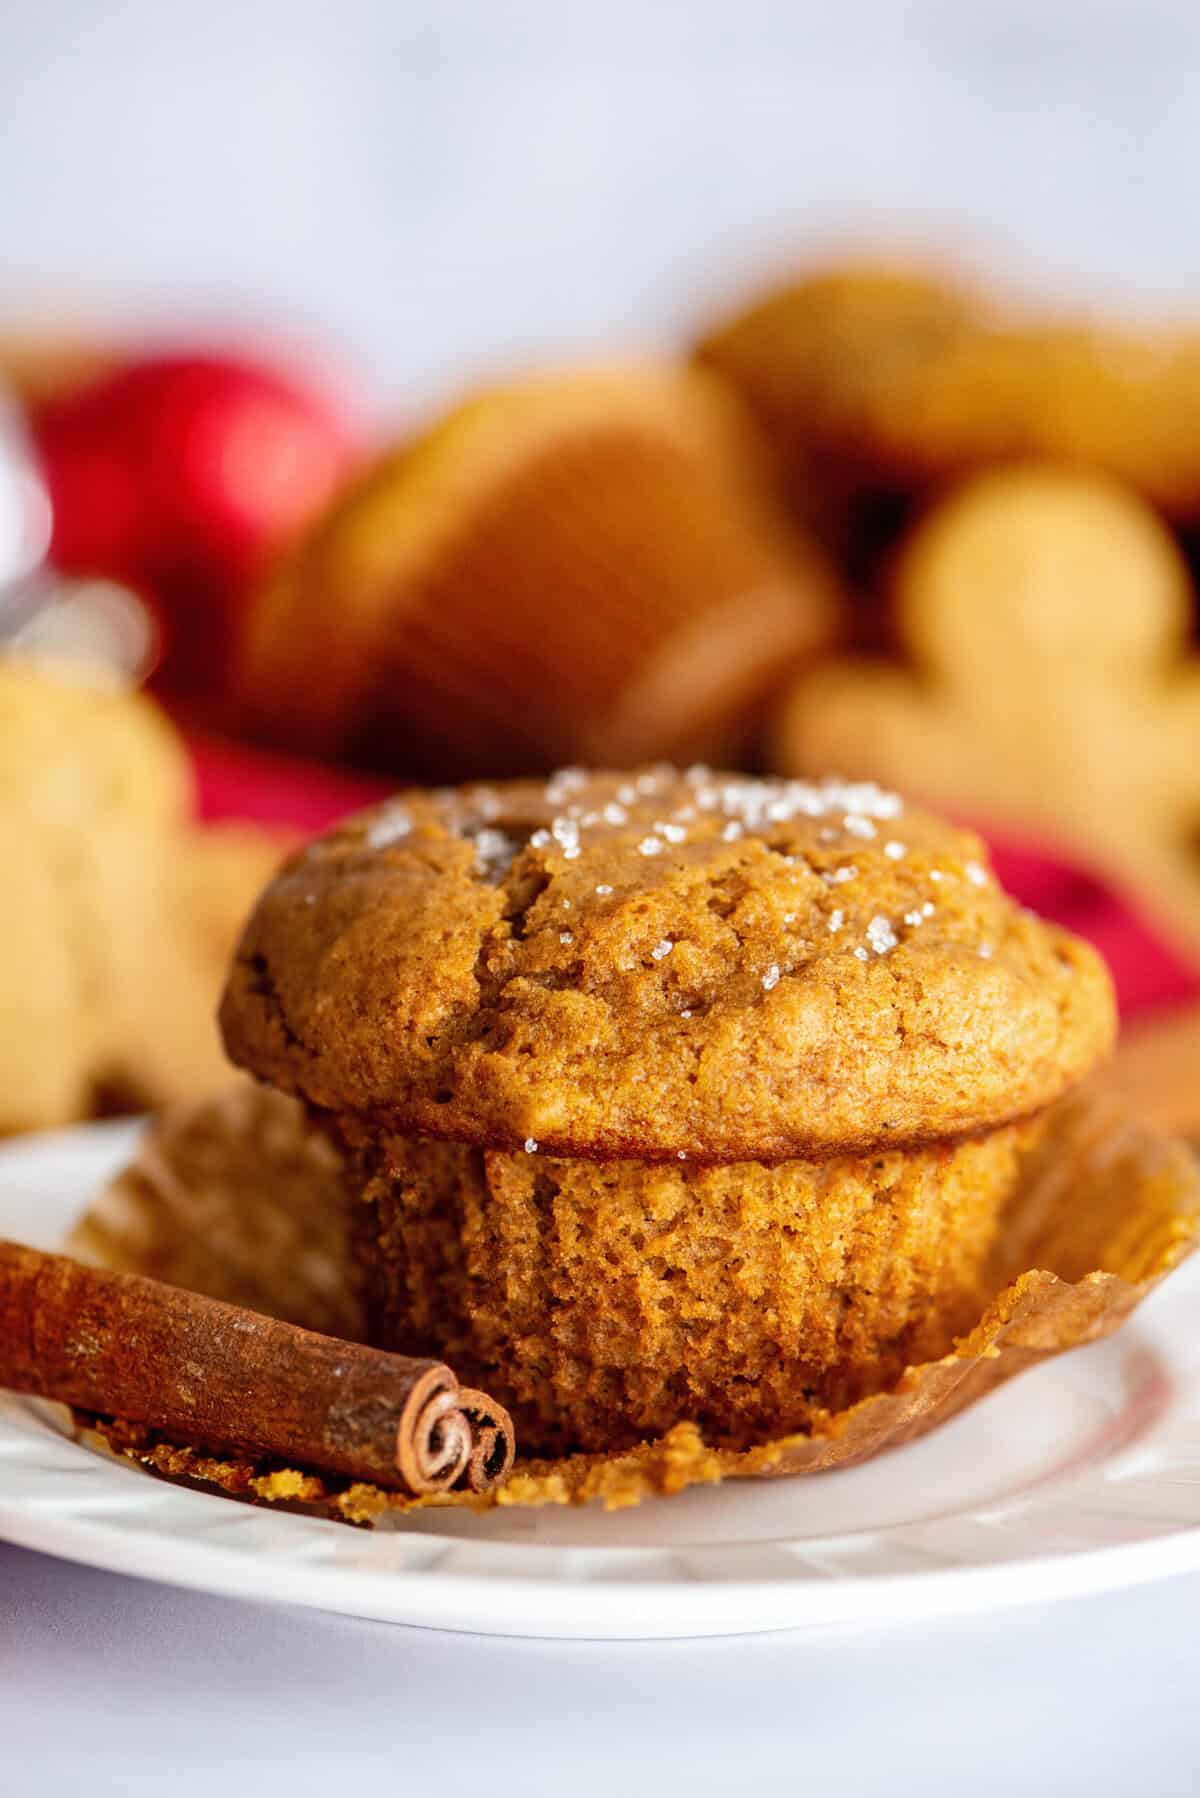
[2,1121,1200,1638]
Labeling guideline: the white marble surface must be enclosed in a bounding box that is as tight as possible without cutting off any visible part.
[4,1540,1200,1795]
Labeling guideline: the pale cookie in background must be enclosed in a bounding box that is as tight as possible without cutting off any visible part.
[0,658,287,1132]
[174,820,295,992]
[773,465,1200,970]
[1092,1004,1200,1142]
[128,820,293,1114]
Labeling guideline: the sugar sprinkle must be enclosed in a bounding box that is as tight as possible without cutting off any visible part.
[472,826,520,879]
[866,915,898,955]
[366,807,411,848]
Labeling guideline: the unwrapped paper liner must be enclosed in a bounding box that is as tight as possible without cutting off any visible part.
[69,1081,1200,1524]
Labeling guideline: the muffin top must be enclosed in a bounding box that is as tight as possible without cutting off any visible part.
[220,767,1115,1161]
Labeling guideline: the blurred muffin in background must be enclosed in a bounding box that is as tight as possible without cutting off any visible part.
[696,261,982,503]
[235,364,840,779]
[815,323,1200,522]
[695,261,985,594]
[698,258,1200,546]
[0,657,285,1132]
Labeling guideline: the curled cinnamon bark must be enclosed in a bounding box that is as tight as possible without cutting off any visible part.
[0,1241,514,1495]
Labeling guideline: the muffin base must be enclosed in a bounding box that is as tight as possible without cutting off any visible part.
[77,1089,1200,1521]
[346,1120,1036,1456]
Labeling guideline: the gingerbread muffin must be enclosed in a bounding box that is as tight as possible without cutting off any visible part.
[220,768,1115,1456]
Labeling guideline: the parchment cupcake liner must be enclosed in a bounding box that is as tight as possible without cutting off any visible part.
[68,1080,361,1342]
[71,1084,1200,1522]
[349,1120,1037,1457]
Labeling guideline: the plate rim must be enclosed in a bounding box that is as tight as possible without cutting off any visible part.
[3,1117,1200,1639]
[4,1475,1200,1639]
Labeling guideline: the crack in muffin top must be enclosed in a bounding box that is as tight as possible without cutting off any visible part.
[220,766,1116,1161]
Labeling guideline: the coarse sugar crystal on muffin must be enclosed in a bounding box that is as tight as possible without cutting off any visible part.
[220,767,1116,1456]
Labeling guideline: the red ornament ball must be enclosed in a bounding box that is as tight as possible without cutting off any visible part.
[32,353,359,696]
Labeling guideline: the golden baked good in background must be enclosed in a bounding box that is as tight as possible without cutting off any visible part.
[0,658,285,1131]
[817,322,1200,520]
[695,259,993,615]
[236,364,839,778]
[0,323,116,408]
[179,820,294,973]
[772,464,1200,967]
[696,261,983,524]
[1091,1003,1200,1142]
[698,258,1200,522]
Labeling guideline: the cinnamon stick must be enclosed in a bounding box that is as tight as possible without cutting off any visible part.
[0,1241,514,1495]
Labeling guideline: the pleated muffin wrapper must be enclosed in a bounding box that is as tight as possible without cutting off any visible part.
[69,1082,1200,1524]
[236,365,839,779]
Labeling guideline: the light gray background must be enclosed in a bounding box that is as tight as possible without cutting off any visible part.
[4,1542,1200,1798]
[6,0,1200,421]
[5,5,1200,1789]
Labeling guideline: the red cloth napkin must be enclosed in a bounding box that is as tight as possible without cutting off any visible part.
[190,730,391,835]
[986,842,1198,1018]
[188,734,1200,1023]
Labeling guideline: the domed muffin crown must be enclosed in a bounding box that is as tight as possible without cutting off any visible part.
[221,766,1115,1160]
